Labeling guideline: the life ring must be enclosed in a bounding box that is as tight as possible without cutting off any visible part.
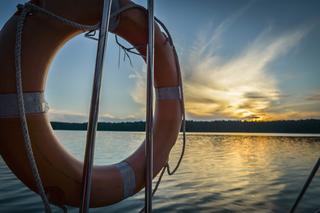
[0,0,182,207]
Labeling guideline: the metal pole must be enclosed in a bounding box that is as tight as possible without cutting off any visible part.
[80,0,112,212]
[145,0,155,212]
[290,157,320,213]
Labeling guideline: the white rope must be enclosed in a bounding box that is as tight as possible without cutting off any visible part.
[15,6,52,213]
[18,3,99,32]
[14,3,101,212]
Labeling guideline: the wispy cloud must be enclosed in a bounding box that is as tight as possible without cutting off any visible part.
[48,109,141,122]
[184,27,307,120]
[48,109,88,123]
[192,1,253,58]
[130,70,147,107]
[306,93,320,101]
[129,3,312,121]
[263,111,320,120]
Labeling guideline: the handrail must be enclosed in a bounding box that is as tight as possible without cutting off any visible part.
[145,0,155,212]
[80,0,113,212]
[290,157,320,213]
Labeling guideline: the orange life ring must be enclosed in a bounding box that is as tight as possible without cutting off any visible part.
[0,0,182,207]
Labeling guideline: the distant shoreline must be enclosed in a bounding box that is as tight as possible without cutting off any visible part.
[51,119,320,134]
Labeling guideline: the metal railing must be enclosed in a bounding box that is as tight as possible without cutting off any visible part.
[80,0,156,212]
[80,0,113,212]
[290,157,320,213]
[145,0,155,212]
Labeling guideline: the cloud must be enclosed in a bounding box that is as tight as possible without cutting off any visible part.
[126,3,315,121]
[130,70,147,106]
[306,94,320,101]
[183,26,308,120]
[192,1,253,58]
[48,109,88,123]
[48,109,141,122]
[263,111,320,120]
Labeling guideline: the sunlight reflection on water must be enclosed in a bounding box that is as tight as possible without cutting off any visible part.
[0,131,319,212]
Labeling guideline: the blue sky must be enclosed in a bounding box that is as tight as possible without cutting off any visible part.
[1,0,320,122]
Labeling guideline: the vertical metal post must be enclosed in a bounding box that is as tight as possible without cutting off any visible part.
[80,0,112,212]
[145,0,155,212]
[290,157,320,213]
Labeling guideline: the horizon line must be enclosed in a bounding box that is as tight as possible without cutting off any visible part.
[50,118,320,123]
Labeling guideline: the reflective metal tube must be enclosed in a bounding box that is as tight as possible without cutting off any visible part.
[80,0,113,212]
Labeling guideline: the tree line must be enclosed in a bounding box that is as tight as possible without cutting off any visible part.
[51,119,320,133]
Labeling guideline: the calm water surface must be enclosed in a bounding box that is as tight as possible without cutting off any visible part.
[0,131,319,212]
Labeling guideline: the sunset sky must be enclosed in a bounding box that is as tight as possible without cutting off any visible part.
[1,0,320,122]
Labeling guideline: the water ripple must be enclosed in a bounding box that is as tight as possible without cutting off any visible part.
[0,132,319,212]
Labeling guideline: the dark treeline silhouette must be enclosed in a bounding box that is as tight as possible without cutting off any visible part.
[50,121,145,131]
[51,119,320,133]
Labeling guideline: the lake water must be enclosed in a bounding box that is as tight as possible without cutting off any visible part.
[0,131,319,212]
